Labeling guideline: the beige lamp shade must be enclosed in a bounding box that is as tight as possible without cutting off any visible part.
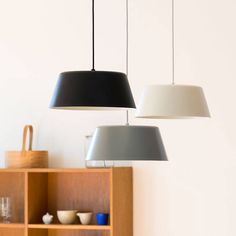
[136,85,210,118]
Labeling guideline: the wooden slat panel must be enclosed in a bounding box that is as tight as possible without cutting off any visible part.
[0,172,25,223]
[28,229,48,236]
[28,224,110,230]
[111,168,133,236]
[48,229,109,236]
[0,169,111,173]
[28,173,48,224]
[0,228,24,236]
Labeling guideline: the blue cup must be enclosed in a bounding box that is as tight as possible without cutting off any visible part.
[96,213,109,225]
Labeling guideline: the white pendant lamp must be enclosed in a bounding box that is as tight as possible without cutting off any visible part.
[136,0,210,118]
[137,85,209,118]
[86,0,168,162]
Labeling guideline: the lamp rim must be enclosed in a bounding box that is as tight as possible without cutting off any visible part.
[59,70,127,76]
[50,106,135,110]
[144,84,205,89]
[136,115,211,119]
[87,158,168,162]
[94,125,158,128]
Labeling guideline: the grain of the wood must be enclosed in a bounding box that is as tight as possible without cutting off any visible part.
[48,229,110,236]
[111,168,133,236]
[21,125,33,151]
[0,168,111,173]
[5,151,48,169]
[0,228,25,236]
[28,224,110,230]
[28,229,48,236]
[0,224,25,228]
[24,172,28,236]
[28,173,48,224]
[109,169,113,236]
[0,172,25,223]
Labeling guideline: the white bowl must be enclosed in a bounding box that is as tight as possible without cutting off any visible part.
[77,212,93,225]
[57,210,77,224]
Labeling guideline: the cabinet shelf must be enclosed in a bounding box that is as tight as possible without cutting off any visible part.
[28,224,111,230]
[0,167,132,236]
[0,223,25,228]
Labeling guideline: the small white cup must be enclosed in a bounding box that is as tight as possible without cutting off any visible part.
[77,212,93,225]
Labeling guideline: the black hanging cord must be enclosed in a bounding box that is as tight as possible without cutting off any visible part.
[92,0,95,71]
[126,0,129,125]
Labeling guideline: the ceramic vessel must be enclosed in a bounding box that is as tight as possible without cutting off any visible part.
[42,213,53,224]
[96,213,109,225]
[77,212,93,225]
[57,210,77,224]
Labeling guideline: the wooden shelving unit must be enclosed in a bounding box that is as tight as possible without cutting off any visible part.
[0,167,133,236]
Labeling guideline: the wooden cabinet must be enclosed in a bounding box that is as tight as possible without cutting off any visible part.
[0,168,133,236]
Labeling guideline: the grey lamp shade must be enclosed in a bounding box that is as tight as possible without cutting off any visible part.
[86,126,168,161]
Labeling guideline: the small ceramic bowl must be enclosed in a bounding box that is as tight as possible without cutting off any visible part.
[77,212,93,225]
[57,210,77,224]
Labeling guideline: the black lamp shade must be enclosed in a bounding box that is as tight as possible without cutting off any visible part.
[50,71,136,110]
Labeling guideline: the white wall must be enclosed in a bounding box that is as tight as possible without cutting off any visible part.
[0,0,235,235]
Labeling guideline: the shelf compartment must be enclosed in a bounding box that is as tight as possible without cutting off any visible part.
[28,229,47,236]
[48,229,110,236]
[28,172,110,224]
[28,224,111,230]
[0,172,25,223]
[0,228,24,236]
[28,228,110,236]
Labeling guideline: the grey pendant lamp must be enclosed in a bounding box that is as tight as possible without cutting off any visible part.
[86,0,168,162]
[136,0,210,118]
[86,125,167,161]
[50,0,135,110]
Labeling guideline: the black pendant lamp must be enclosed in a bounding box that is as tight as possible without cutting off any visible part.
[50,0,135,110]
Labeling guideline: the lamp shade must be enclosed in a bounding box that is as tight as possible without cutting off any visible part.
[86,126,167,161]
[50,71,136,110]
[136,85,210,118]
